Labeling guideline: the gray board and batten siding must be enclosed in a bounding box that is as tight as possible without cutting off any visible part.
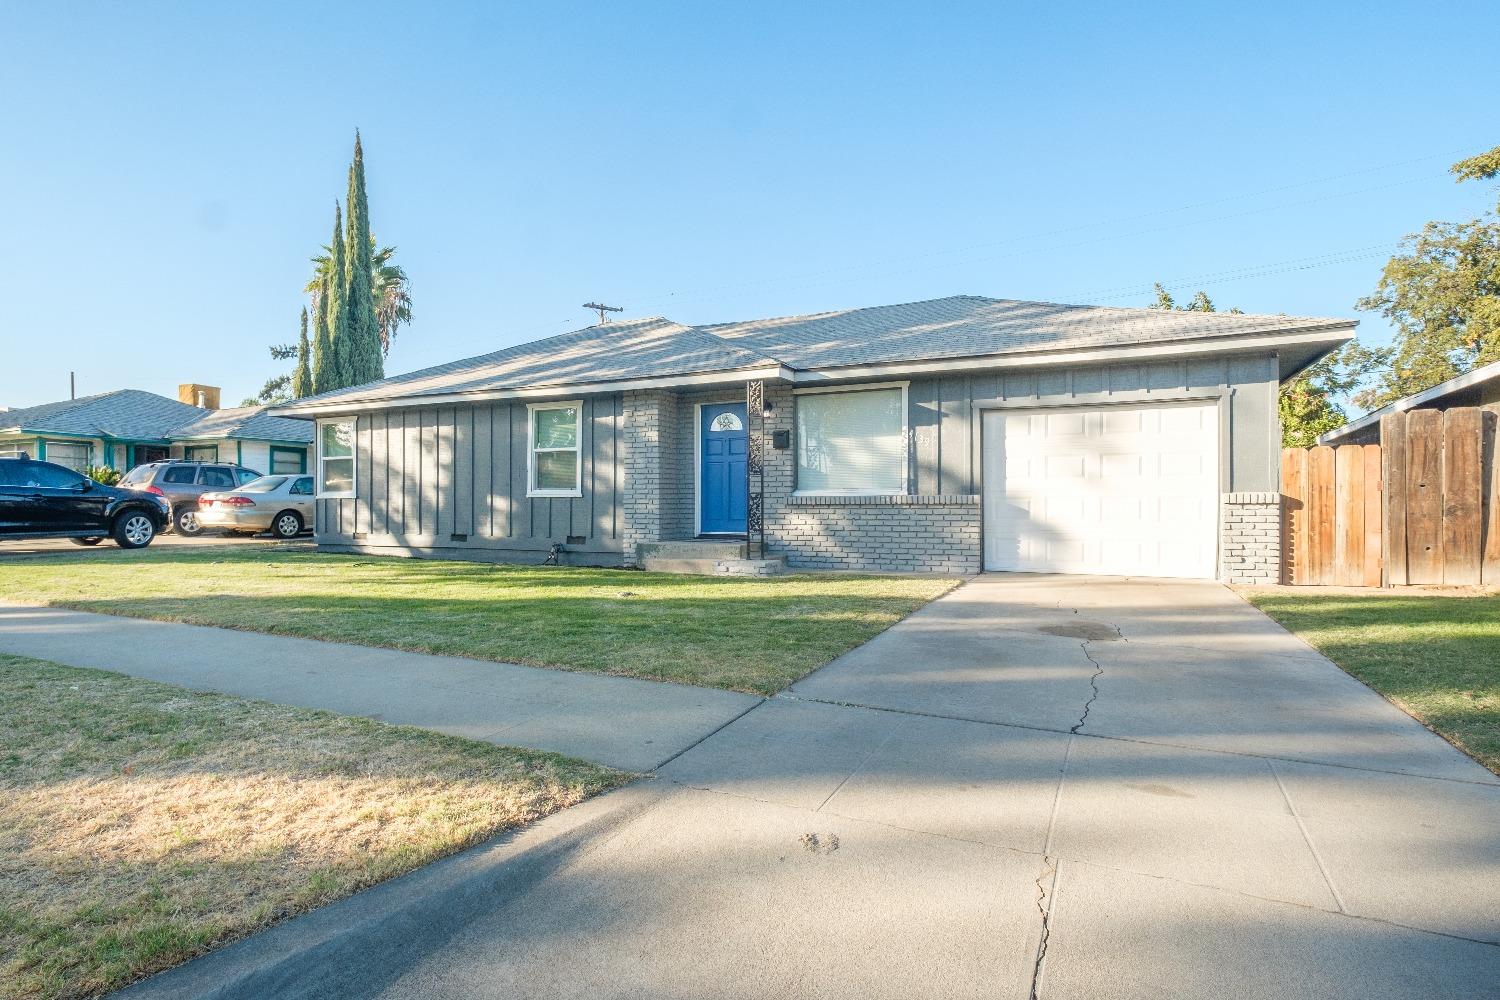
[313,352,1279,563]
[316,395,626,564]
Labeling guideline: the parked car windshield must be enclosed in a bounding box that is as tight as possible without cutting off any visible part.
[119,466,152,485]
[238,476,289,493]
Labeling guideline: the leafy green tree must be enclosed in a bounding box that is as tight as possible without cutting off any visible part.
[343,132,384,385]
[1148,283,1384,446]
[241,343,297,406]
[292,307,313,398]
[1354,144,1500,409]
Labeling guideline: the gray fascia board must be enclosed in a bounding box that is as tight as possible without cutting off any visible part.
[267,364,796,417]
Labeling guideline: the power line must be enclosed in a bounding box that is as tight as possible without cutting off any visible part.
[621,144,1480,313]
[1057,244,1397,304]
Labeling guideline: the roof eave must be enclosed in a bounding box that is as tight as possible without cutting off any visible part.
[789,324,1357,385]
[266,364,798,417]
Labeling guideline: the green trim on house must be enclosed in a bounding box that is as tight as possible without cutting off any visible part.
[269,445,308,474]
[236,440,243,465]
[184,444,220,462]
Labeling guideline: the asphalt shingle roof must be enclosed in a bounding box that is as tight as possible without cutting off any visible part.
[171,406,313,442]
[700,295,1349,369]
[275,294,1355,410]
[0,390,206,439]
[294,316,779,406]
[0,390,312,443]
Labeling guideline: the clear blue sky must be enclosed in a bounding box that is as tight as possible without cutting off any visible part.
[2,2,1496,410]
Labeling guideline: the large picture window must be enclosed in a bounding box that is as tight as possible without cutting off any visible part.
[318,418,356,498]
[528,402,581,497]
[795,386,907,495]
[44,441,90,474]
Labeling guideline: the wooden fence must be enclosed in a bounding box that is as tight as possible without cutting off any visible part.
[1279,406,1500,586]
[1281,444,1382,586]
[1381,407,1499,586]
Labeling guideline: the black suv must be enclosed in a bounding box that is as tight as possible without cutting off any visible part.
[118,461,262,535]
[0,458,170,549]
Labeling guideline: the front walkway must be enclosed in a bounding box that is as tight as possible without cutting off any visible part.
[0,602,758,771]
[84,573,1500,999]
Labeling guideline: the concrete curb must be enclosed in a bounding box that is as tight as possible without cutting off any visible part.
[112,780,669,1000]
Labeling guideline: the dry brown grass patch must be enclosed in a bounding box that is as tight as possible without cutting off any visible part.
[0,655,629,1000]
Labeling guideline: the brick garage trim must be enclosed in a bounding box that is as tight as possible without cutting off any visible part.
[1220,491,1281,584]
[786,494,980,507]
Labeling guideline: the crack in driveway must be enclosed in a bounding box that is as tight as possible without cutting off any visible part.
[1029,855,1059,1000]
[1071,641,1105,734]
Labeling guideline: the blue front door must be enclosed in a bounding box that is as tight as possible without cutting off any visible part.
[700,402,748,535]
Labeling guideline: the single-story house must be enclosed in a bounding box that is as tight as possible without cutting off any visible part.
[1317,358,1500,446]
[270,295,1355,582]
[0,384,313,476]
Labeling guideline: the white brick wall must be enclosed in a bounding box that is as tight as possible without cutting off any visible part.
[1220,491,1282,584]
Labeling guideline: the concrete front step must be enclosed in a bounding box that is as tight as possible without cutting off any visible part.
[638,539,748,560]
[640,556,786,577]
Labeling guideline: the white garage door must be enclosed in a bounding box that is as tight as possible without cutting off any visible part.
[982,401,1219,579]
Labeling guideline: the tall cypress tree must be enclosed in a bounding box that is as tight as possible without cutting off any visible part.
[292,307,313,398]
[328,202,354,390]
[310,253,335,394]
[344,131,383,384]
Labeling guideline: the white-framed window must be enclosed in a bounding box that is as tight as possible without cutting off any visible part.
[527,401,582,497]
[317,418,356,498]
[794,383,908,495]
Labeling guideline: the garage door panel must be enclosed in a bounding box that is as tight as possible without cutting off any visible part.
[983,402,1218,579]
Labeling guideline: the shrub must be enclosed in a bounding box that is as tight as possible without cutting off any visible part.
[85,465,122,485]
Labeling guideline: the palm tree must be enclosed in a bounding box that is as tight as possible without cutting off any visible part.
[371,244,412,357]
[305,237,412,357]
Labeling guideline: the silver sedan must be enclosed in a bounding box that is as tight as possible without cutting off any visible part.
[198,474,315,539]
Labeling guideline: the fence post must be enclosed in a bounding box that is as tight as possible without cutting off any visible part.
[1484,407,1500,586]
[1363,445,1383,588]
[1382,413,1408,586]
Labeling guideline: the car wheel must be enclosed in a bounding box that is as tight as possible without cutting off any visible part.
[113,512,157,549]
[175,507,203,536]
[272,510,304,539]
[69,537,104,546]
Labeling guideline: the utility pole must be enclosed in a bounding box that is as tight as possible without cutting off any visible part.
[70,371,76,400]
[583,302,623,324]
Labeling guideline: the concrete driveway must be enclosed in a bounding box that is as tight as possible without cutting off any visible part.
[121,574,1500,999]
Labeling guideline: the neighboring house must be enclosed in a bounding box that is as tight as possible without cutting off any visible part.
[1317,358,1500,446]
[0,384,312,476]
[271,295,1354,583]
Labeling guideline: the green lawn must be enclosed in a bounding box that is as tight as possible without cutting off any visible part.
[0,547,958,695]
[0,654,627,1000]
[1244,591,1500,774]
